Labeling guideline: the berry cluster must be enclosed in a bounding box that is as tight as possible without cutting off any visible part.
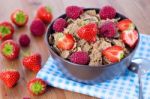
[51,5,138,65]
[0,5,53,96]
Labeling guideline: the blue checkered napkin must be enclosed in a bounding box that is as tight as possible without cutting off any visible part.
[133,34,150,99]
[142,73,150,99]
[37,34,150,99]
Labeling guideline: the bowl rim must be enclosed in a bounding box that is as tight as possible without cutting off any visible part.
[45,8,140,68]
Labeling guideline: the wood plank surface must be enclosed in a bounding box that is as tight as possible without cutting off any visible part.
[0,0,150,99]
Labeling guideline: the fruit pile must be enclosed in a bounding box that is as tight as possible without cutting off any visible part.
[0,5,53,95]
[50,5,139,66]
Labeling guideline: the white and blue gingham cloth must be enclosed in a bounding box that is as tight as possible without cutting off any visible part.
[37,34,150,99]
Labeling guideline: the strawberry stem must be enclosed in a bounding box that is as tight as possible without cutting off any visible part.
[0,26,11,37]
[45,6,52,13]
[16,11,26,24]
[2,43,13,56]
[31,82,43,95]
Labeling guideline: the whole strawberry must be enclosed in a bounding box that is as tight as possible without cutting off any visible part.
[77,23,98,42]
[0,21,14,41]
[11,9,28,27]
[66,6,83,19]
[27,78,47,95]
[36,5,53,24]
[0,40,20,60]
[0,69,20,88]
[22,53,41,72]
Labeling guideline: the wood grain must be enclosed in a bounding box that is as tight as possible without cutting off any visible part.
[0,0,150,99]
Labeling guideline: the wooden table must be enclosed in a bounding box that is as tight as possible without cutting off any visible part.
[0,0,150,99]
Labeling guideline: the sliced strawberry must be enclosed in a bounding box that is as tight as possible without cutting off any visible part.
[102,46,124,63]
[117,19,135,31]
[0,22,14,41]
[0,69,20,88]
[121,30,138,48]
[54,33,75,50]
[77,23,98,42]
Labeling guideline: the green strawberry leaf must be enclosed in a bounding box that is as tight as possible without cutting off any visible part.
[0,26,11,37]
[31,81,44,95]
[15,11,26,24]
[45,6,52,13]
[2,43,13,56]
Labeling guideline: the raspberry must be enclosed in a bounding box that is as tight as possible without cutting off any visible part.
[30,19,46,36]
[69,51,90,65]
[19,34,30,47]
[53,18,67,32]
[66,6,83,19]
[99,5,116,19]
[99,21,116,38]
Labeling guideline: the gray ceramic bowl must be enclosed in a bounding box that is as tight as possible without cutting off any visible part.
[46,8,140,84]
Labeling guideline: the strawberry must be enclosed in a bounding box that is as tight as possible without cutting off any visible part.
[22,53,41,72]
[117,19,135,31]
[11,9,28,27]
[121,30,138,48]
[0,40,20,60]
[0,21,14,41]
[54,33,75,50]
[0,69,20,88]
[77,23,98,42]
[36,5,53,24]
[102,46,124,63]
[27,78,47,95]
